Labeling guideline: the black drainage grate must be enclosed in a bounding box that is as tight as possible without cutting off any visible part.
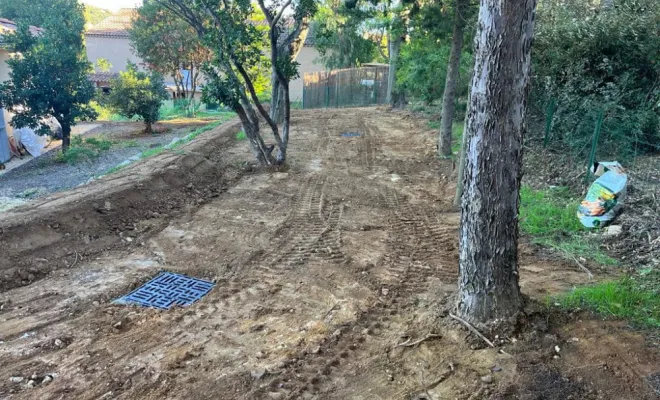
[114,272,215,310]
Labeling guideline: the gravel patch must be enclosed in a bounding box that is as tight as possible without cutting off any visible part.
[0,126,195,200]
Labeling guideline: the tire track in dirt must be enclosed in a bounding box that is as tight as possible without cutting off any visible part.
[247,135,459,400]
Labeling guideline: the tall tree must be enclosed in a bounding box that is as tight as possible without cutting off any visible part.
[457,0,537,326]
[438,0,467,156]
[0,0,97,152]
[130,0,211,102]
[156,0,316,165]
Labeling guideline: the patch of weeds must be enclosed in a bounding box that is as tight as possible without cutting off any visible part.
[556,268,660,328]
[85,137,113,151]
[236,130,247,141]
[451,122,464,154]
[118,139,140,148]
[140,146,164,159]
[103,165,125,175]
[17,188,43,198]
[519,186,616,266]
[54,136,114,164]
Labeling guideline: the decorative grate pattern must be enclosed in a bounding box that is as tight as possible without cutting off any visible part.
[114,272,215,310]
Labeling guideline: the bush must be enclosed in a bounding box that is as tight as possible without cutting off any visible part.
[532,0,660,158]
[54,135,113,164]
[106,63,169,133]
[397,38,472,105]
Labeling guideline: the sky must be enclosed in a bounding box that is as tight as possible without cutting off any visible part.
[80,0,142,11]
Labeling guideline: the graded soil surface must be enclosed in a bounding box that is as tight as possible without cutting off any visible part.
[1,108,658,399]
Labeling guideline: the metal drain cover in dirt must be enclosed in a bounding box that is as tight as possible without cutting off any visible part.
[114,272,215,309]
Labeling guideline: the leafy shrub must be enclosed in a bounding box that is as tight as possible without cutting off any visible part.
[532,0,660,158]
[397,39,472,106]
[107,63,169,133]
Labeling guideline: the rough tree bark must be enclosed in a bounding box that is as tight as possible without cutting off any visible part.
[457,0,537,326]
[438,0,467,157]
[386,33,403,106]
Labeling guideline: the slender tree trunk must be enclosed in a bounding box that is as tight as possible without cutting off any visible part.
[61,122,71,152]
[386,34,403,106]
[145,121,153,134]
[457,0,537,326]
[438,0,467,157]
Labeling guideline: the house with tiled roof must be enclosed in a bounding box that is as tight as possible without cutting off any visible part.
[85,9,140,90]
[85,9,324,101]
[0,18,44,82]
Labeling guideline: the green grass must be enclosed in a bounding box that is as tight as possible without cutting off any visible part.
[428,120,465,158]
[236,130,247,141]
[98,120,225,177]
[519,186,617,266]
[54,136,114,164]
[556,268,660,328]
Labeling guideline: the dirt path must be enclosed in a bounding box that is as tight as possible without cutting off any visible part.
[0,108,658,400]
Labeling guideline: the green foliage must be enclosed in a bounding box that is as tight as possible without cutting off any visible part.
[83,4,111,25]
[533,0,660,158]
[106,63,169,133]
[519,186,616,266]
[313,4,379,69]
[0,0,97,149]
[95,58,112,73]
[236,130,247,141]
[557,269,660,328]
[398,38,471,105]
[130,1,210,101]
[519,186,584,236]
[0,0,51,26]
[54,135,113,164]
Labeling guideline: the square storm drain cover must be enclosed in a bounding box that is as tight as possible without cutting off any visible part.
[114,272,215,310]
[341,132,361,137]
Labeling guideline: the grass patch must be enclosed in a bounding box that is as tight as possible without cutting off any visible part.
[236,130,247,141]
[99,120,224,177]
[555,268,660,328]
[54,136,114,164]
[519,186,617,266]
[427,121,465,157]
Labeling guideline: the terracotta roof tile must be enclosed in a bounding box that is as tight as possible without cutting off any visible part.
[0,18,44,44]
[88,71,120,83]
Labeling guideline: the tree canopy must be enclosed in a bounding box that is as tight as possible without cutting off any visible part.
[0,0,97,151]
[155,0,317,165]
[130,0,211,101]
[106,63,169,133]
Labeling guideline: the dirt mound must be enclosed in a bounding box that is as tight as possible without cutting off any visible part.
[0,120,244,291]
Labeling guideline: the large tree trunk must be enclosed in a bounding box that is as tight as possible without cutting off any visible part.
[386,33,403,106]
[457,0,537,326]
[438,0,467,157]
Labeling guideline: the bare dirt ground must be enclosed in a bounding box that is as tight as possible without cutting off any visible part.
[1,108,658,400]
